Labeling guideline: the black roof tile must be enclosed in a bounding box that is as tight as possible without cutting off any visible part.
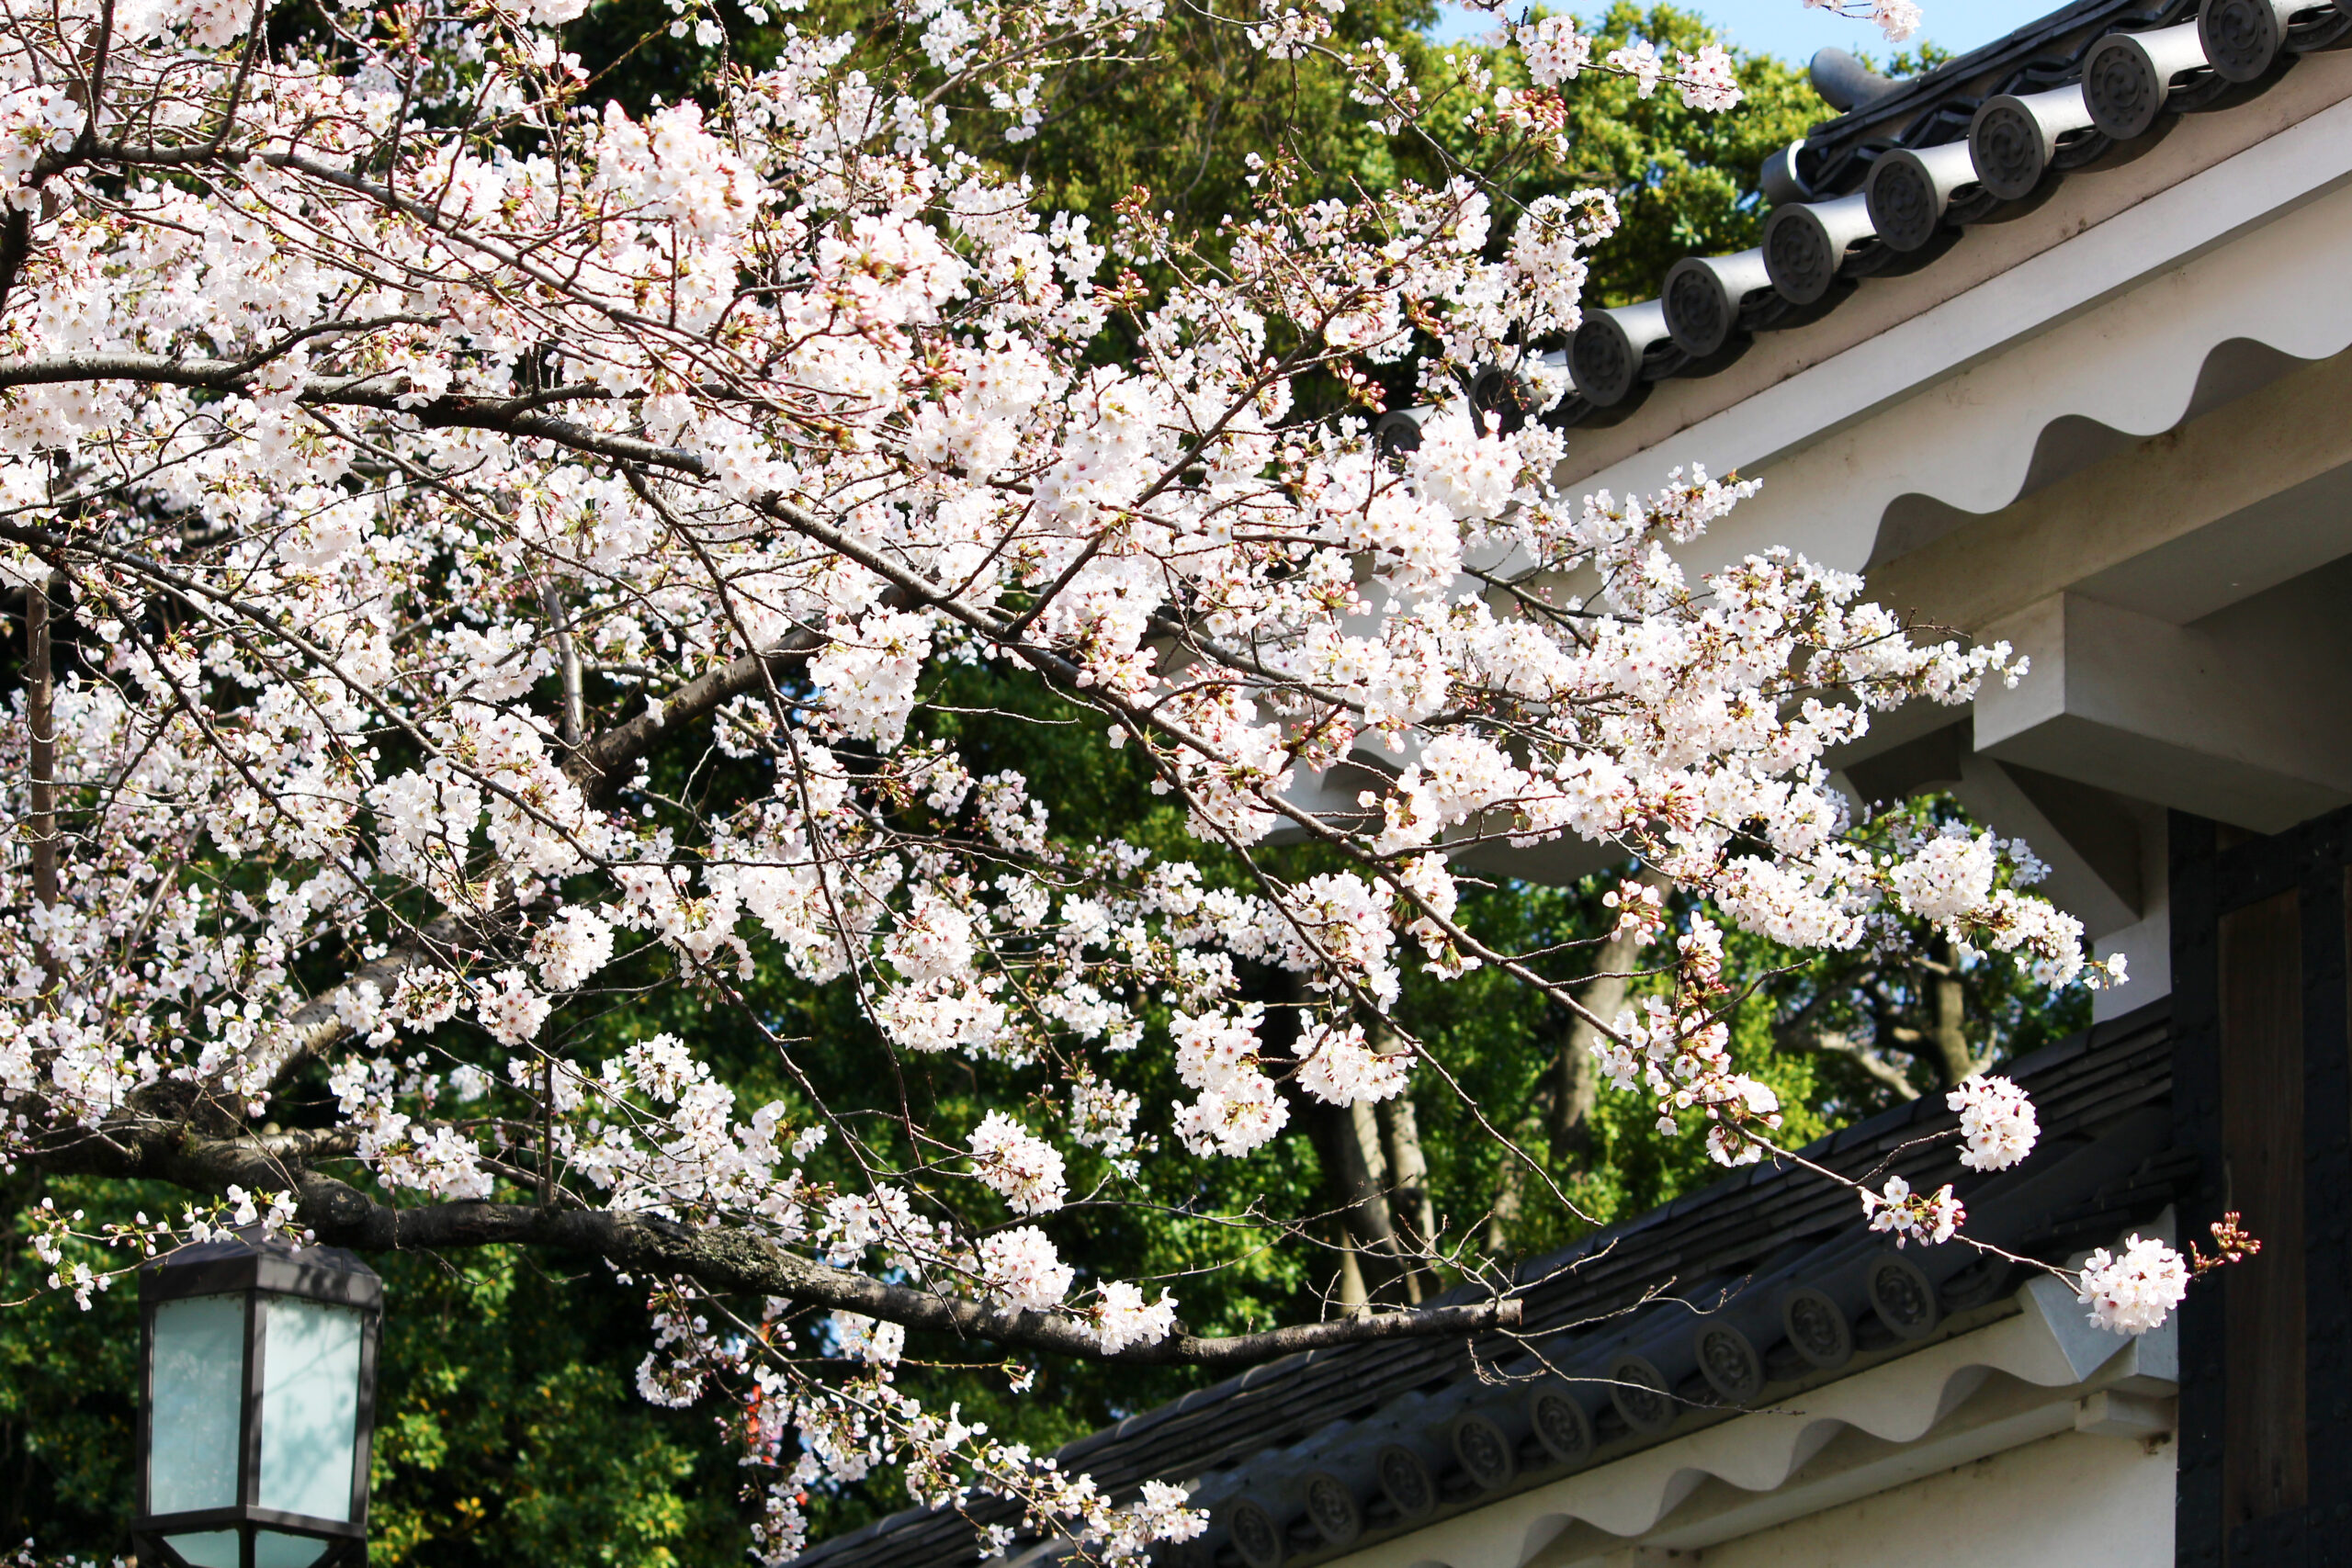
[795,998,2182,1568]
[1396,0,2352,442]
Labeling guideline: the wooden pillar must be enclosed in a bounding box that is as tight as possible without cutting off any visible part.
[2170,808,2352,1566]
[2217,888,2306,1537]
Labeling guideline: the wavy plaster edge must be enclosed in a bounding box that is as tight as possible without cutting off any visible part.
[1320,1278,2176,1568]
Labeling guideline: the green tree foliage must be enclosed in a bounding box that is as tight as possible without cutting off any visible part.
[1420,3,1822,304]
[561,0,1824,306]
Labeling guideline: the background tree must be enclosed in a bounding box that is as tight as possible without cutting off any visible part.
[0,0,2120,1560]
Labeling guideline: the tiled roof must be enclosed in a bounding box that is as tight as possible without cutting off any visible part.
[797,998,2184,1568]
[1396,0,2352,445]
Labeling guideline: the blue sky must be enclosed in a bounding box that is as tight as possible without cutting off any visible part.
[1427,0,2061,64]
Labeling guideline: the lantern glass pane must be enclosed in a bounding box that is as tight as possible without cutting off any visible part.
[254,1531,329,1568]
[150,1293,246,1514]
[162,1531,240,1568]
[257,1296,363,1521]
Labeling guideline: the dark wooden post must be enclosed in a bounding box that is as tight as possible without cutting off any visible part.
[2171,807,2352,1566]
[2217,889,2305,1531]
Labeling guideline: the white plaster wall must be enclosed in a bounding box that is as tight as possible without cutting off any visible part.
[1692,1429,2174,1568]
[2093,834,2170,1026]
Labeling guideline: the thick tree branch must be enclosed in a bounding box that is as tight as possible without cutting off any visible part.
[237,595,881,1085]
[246,910,473,1089]
[0,355,717,478]
[0,209,32,324]
[32,1124,1521,1368]
[563,615,837,803]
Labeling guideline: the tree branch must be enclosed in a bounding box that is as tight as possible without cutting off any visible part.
[31,1124,1521,1368]
[1781,1026,1921,1101]
[245,910,473,1089]
[0,355,713,479]
[25,572,57,998]
[563,615,836,803]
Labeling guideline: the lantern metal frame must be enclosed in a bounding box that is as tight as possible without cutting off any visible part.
[131,1232,383,1568]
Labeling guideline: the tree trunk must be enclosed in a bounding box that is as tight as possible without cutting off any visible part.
[1369,1015,1435,1302]
[1319,1095,1409,1303]
[1928,936,1973,1089]
[1335,1233,1369,1314]
[1484,911,1645,1255]
[1550,948,1632,1165]
[540,581,586,749]
[1483,1153,1528,1256]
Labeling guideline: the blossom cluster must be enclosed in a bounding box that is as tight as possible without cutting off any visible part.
[1862,1175,1964,1248]
[1948,1075,2040,1172]
[23,1189,304,1310]
[1803,0,1922,40]
[1591,916,1784,1168]
[2077,1235,2191,1334]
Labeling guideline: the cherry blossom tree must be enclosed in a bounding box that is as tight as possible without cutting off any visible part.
[0,0,2177,1556]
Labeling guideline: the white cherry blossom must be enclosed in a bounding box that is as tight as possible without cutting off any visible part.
[1862,1176,1964,1248]
[1949,1075,2040,1172]
[2078,1235,2190,1334]
[977,1225,1077,1313]
[970,1112,1071,1214]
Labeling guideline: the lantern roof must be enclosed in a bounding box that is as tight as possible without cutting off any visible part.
[141,1230,383,1311]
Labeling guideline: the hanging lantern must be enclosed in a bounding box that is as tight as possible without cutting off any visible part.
[131,1231,383,1568]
